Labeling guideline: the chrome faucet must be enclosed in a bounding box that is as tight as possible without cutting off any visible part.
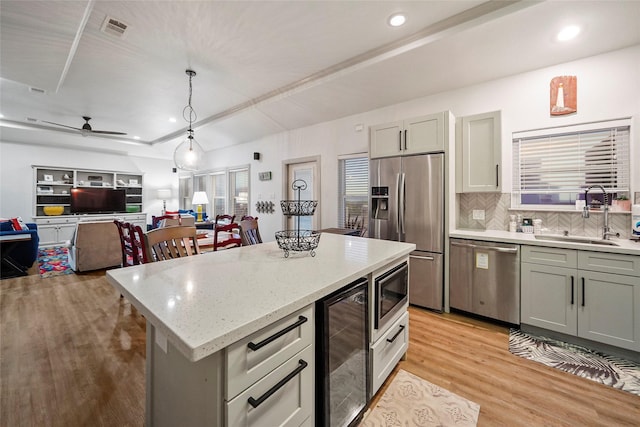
[582,185,620,240]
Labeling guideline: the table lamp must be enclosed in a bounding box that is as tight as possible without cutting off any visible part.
[157,189,171,215]
[192,191,209,222]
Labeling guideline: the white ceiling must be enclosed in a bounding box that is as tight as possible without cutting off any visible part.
[1,1,639,160]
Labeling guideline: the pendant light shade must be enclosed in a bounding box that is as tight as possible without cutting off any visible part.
[174,69,204,171]
[174,131,205,171]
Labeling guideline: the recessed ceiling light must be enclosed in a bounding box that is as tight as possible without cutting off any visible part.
[388,13,406,27]
[557,25,580,41]
[133,136,140,140]
[0,113,4,118]
[169,117,177,123]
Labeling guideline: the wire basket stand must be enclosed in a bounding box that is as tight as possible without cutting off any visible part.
[275,179,320,257]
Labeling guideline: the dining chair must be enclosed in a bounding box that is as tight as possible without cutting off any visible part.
[215,214,236,226]
[240,215,258,221]
[239,218,263,246]
[114,220,148,266]
[213,222,242,251]
[144,226,200,261]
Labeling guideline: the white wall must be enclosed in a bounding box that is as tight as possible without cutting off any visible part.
[200,45,640,241]
[2,45,638,239]
[0,142,176,223]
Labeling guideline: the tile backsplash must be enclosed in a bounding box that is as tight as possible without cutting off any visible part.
[457,192,637,239]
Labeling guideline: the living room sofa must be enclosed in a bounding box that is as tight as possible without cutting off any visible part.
[68,220,122,272]
[0,221,40,278]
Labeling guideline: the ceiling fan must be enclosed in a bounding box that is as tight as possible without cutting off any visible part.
[43,116,127,136]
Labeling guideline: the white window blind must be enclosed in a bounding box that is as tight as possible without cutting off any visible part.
[210,172,226,217]
[229,168,249,218]
[338,156,369,228]
[512,122,630,207]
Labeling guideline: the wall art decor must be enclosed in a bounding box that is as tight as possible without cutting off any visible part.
[550,76,577,116]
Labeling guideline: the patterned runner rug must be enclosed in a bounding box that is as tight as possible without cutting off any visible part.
[509,329,640,396]
[360,369,480,426]
[38,246,74,278]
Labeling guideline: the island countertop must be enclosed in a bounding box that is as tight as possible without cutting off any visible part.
[106,233,415,362]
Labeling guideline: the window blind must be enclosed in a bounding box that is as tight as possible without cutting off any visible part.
[210,172,226,217]
[338,156,369,228]
[229,168,249,218]
[512,123,630,206]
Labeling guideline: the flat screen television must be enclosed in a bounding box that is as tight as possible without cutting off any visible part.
[70,188,126,214]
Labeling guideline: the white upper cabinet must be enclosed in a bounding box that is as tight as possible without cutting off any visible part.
[457,110,502,192]
[370,112,446,159]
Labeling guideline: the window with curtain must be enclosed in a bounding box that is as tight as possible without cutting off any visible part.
[512,120,630,209]
[229,168,249,218]
[338,155,369,228]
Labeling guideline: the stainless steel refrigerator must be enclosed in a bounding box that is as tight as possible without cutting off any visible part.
[369,153,444,311]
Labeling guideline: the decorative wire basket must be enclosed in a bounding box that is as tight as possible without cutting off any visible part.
[275,230,321,258]
[280,200,318,216]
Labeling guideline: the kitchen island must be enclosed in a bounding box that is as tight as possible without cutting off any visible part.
[106,233,414,427]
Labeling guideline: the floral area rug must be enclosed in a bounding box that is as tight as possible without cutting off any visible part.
[509,329,640,396]
[360,369,480,426]
[38,246,73,278]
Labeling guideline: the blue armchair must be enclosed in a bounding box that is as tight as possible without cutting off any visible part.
[1,221,40,278]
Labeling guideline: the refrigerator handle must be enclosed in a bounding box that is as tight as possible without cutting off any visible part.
[399,172,406,234]
[395,173,401,233]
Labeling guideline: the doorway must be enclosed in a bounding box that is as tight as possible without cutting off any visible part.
[283,157,320,231]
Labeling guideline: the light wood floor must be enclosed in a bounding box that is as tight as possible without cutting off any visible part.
[1,270,638,426]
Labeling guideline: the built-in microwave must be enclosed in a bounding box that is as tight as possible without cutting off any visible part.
[374,260,409,333]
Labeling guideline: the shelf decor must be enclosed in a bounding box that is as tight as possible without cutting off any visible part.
[276,179,320,257]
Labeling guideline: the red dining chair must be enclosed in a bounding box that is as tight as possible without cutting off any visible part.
[213,222,242,251]
[114,220,149,266]
[215,214,236,226]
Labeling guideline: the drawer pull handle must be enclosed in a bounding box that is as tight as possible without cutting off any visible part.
[247,359,308,408]
[247,315,307,351]
[386,324,405,343]
[581,278,585,307]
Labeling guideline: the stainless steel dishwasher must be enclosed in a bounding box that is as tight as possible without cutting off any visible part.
[449,238,520,324]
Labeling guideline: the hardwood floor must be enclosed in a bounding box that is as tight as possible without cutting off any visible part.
[1,271,638,426]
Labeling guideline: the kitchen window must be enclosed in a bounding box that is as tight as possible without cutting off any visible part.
[338,154,369,229]
[512,119,630,209]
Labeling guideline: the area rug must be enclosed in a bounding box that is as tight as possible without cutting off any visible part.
[509,329,640,396]
[360,369,480,426]
[38,246,73,278]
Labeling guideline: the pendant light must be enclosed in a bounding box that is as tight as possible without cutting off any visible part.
[174,69,205,171]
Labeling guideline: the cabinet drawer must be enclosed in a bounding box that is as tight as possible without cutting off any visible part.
[522,246,577,267]
[578,251,640,277]
[370,310,409,396]
[226,305,314,399]
[226,345,314,427]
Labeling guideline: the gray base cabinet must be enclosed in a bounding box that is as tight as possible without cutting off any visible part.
[521,246,640,352]
[146,305,314,427]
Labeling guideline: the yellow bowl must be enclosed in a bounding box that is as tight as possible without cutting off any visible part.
[43,206,64,216]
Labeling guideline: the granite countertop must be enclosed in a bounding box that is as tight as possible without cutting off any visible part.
[450,229,640,255]
[106,233,415,362]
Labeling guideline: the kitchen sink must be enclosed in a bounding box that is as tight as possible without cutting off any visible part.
[534,234,619,246]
